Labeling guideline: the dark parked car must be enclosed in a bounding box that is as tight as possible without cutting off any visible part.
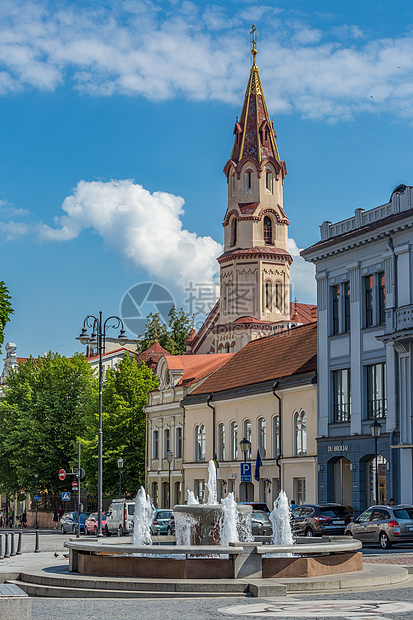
[345,505,413,549]
[291,504,353,537]
[60,511,90,534]
[251,510,272,543]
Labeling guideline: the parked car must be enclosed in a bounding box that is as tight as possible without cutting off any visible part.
[251,510,272,543]
[151,509,174,535]
[290,504,353,537]
[105,499,135,536]
[345,504,413,549]
[84,512,107,536]
[238,502,270,514]
[60,511,90,534]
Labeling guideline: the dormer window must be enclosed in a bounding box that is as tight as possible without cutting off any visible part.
[264,216,273,245]
[245,170,253,194]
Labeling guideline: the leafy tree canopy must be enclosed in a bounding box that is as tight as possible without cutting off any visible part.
[136,306,192,355]
[81,354,159,498]
[0,281,13,353]
[0,353,96,495]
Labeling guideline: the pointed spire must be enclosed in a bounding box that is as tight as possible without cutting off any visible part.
[230,25,282,166]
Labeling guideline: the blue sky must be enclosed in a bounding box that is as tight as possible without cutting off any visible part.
[1,0,413,357]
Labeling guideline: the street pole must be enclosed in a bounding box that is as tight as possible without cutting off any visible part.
[77,439,81,539]
[118,457,124,499]
[244,451,248,502]
[375,435,379,505]
[370,420,382,505]
[34,473,38,530]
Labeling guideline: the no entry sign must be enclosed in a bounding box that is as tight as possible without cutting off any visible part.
[58,469,66,481]
[72,480,78,489]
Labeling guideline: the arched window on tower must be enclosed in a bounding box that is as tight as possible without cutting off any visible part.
[230,217,237,247]
[265,281,272,311]
[275,282,282,311]
[264,216,273,244]
[265,169,273,193]
[231,174,236,197]
[245,170,253,194]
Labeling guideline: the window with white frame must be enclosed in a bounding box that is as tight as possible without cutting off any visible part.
[258,417,267,456]
[333,369,351,422]
[364,271,385,328]
[265,170,273,193]
[273,416,280,458]
[294,478,306,505]
[176,426,182,458]
[152,429,159,459]
[231,422,238,460]
[195,479,205,503]
[195,424,206,461]
[164,427,170,456]
[367,363,387,419]
[294,411,307,456]
[218,423,225,462]
[243,419,252,447]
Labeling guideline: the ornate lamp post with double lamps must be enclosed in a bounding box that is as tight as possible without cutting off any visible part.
[239,437,251,502]
[370,420,382,504]
[77,312,128,536]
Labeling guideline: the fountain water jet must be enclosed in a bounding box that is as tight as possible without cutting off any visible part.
[132,487,155,546]
[219,493,239,546]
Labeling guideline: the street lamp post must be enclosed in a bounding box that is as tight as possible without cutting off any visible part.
[370,420,382,504]
[77,312,128,536]
[34,472,39,530]
[166,450,173,509]
[117,457,124,499]
[239,437,251,502]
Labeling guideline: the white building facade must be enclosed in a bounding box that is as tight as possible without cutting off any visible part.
[302,184,413,512]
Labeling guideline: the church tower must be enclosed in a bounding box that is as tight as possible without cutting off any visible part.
[215,26,293,354]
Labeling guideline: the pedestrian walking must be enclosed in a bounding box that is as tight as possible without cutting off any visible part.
[20,511,27,528]
[53,509,59,529]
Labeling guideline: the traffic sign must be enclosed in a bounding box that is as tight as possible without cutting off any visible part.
[58,468,66,481]
[34,494,39,502]
[72,480,78,489]
[62,491,70,501]
[240,462,252,482]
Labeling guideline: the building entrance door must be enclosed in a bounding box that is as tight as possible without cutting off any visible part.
[334,457,351,506]
[367,456,387,505]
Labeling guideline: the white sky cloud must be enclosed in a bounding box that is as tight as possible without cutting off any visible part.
[38,179,223,289]
[1,1,413,120]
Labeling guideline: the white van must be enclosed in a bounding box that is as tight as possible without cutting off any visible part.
[105,499,135,536]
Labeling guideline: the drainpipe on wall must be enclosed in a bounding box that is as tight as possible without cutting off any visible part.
[207,393,216,459]
[272,382,282,491]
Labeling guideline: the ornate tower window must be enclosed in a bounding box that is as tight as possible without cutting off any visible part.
[265,281,272,310]
[231,174,236,197]
[265,169,273,193]
[245,170,253,194]
[230,217,237,247]
[264,216,273,244]
[275,282,282,311]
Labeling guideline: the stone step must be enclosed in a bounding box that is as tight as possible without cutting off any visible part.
[8,579,247,599]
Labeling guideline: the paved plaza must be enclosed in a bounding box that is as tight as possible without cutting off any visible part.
[2,531,413,619]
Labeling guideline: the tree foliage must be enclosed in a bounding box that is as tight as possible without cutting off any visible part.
[0,281,13,353]
[0,353,96,495]
[81,354,159,498]
[136,306,192,355]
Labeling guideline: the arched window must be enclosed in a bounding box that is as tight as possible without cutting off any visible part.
[265,170,273,193]
[218,423,225,461]
[245,170,253,193]
[273,416,280,458]
[265,281,272,310]
[152,429,159,459]
[152,482,158,507]
[164,427,170,456]
[195,424,206,461]
[231,174,236,197]
[223,283,227,315]
[295,411,307,456]
[243,419,252,446]
[225,342,230,353]
[231,422,238,460]
[264,216,273,244]
[258,418,267,456]
[275,282,282,311]
[230,217,237,247]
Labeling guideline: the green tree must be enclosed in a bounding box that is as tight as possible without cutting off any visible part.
[0,353,96,495]
[81,354,159,498]
[0,281,13,352]
[136,306,192,355]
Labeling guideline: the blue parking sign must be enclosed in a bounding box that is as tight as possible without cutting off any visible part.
[62,491,70,501]
[240,462,252,482]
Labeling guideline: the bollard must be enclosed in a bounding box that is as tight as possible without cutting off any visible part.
[0,534,3,560]
[10,531,15,556]
[34,529,40,553]
[4,533,9,558]
[16,530,22,555]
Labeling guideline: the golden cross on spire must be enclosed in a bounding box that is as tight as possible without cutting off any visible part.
[250,23,257,65]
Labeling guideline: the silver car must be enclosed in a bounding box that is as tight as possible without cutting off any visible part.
[345,504,413,549]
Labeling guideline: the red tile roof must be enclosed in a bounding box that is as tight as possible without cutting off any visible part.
[190,322,317,396]
[291,302,317,324]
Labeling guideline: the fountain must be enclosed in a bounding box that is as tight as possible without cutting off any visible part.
[65,464,363,584]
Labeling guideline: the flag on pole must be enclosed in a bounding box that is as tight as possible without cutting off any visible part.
[255,449,263,481]
[213,452,219,469]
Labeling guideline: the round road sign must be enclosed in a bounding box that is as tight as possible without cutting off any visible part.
[34,494,39,501]
[58,469,66,481]
[72,480,78,489]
